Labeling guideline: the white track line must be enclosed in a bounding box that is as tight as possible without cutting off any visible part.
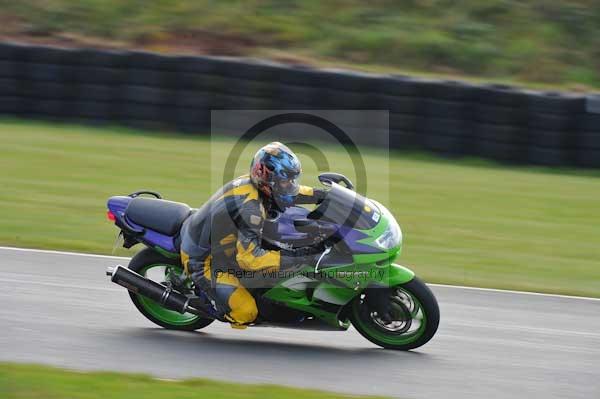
[0,277,121,292]
[1,245,599,302]
[0,246,130,260]
[429,283,600,302]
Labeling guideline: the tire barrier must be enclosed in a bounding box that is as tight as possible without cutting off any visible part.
[468,85,530,162]
[376,76,428,150]
[0,44,26,116]
[0,96,22,114]
[526,92,586,166]
[476,124,527,162]
[0,42,598,168]
[576,112,600,167]
[587,95,600,114]
[420,81,477,156]
[580,96,600,167]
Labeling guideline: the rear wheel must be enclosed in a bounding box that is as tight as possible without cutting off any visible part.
[128,248,214,331]
[350,277,439,350]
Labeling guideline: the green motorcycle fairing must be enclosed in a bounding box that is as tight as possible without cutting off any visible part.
[263,197,415,328]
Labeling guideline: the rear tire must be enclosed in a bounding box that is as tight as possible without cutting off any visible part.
[128,248,214,331]
[350,277,439,350]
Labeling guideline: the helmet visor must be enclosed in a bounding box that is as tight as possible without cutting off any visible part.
[273,176,300,197]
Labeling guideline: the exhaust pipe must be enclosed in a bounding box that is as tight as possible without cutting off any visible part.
[107,265,191,314]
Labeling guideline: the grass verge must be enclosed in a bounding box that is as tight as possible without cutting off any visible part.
[1,119,599,297]
[2,1,600,89]
[0,362,388,399]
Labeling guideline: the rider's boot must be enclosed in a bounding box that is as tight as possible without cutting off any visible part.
[187,263,226,320]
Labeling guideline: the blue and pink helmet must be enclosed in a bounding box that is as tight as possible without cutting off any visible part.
[250,142,301,207]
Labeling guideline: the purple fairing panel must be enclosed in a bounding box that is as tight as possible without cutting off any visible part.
[336,225,380,254]
[277,206,309,240]
[277,207,380,254]
[107,195,178,253]
[129,220,178,253]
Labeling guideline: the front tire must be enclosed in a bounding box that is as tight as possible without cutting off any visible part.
[128,248,214,331]
[350,277,439,350]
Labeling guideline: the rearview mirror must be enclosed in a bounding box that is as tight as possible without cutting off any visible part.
[318,173,354,190]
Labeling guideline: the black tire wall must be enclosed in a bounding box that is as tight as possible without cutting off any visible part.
[0,42,597,168]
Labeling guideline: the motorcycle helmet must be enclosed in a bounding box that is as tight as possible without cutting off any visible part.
[250,142,302,208]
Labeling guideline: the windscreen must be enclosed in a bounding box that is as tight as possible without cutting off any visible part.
[308,182,380,230]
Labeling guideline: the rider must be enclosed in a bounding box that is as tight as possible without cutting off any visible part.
[180,142,326,328]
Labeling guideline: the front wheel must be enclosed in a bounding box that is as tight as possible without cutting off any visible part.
[128,248,214,331]
[350,277,439,350]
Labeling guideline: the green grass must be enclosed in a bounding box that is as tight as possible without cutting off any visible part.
[1,119,599,297]
[2,0,600,89]
[0,362,387,399]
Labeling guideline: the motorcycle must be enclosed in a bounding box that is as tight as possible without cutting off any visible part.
[105,173,439,350]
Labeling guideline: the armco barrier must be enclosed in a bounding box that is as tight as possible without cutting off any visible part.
[0,42,598,168]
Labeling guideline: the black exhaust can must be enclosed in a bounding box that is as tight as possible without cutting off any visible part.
[107,265,190,314]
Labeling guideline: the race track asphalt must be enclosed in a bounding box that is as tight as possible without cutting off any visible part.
[1,247,598,399]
